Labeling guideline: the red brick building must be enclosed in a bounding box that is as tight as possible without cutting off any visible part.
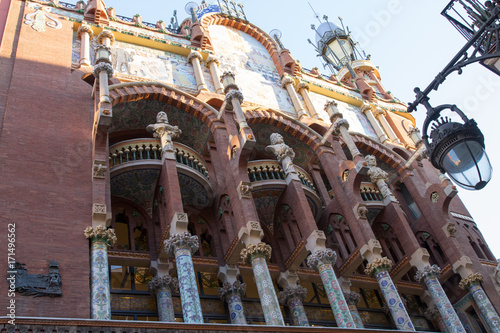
[0,0,499,332]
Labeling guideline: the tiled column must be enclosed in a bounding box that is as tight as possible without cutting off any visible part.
[415,265,465,333]
[307,249,355,328]
[281,75,308,120]
[188,50,208,93]
[424,306,447,333]
[459,273,500,332]
[344,291,365,328]
[77,24,93,67]
[361,103,389,143]
[365,258,415,331]
[279,285,309,326]
[148,275,178,322]
[296,82,319,119]
[240,243,284,326]
[373,107,401,144]
[218,281,247,324]
[205,55,224,94]
[164,232,203,323]
[84,225,117,320]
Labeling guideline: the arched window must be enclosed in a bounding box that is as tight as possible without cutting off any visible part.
[373,223,405,263]
[416,231,446,267]
[324,214,357,264]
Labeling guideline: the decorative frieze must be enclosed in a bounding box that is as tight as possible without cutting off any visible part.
[84,225,117,246]
[306,248,337,270]
[364,257,393,277]
[240,242,272,263]
[459,272,484,290]
[164,232,199,256]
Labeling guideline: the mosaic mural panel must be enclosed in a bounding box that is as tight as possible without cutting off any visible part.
[309,92,378,140]
[201,298,226,315]
[208,25,295,115]
[178,173,210,207]
[252,188,283,232]
[111,100,211,153]
[358,311,390,326]
[111,293,156,312]
[243,301,264,317]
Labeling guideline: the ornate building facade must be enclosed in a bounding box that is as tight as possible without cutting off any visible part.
[1,0,500,332]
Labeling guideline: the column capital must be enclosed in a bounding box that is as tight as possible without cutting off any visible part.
[97,30,115,45]
[459,272,484,290]
[218,280,247,301]
[278,285,307,305]
[333,118,349,135]
[221,71,239,92]
[77,24,93,39]
[240,242,272,263]
[164,232,199,256]
[296,82,310,92]
[360,102,373,114]
[343,291,361,306]
[187,50,203,63]
[364,257,393,277]
[93,62,114,78]
[205,54,220,67]
[307,248,337,270]
[373,107,387,118]
[84,225,117,247]
[225,89,244,107]
[281,75,295,88]
[415,265,441,283]
[148,275,179,294]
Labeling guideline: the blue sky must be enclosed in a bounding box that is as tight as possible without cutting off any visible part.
[100,0,500,259]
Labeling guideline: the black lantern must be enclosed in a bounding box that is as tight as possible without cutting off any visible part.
[421,102,492,190]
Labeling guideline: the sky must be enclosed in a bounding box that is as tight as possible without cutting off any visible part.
[98,0,500,259]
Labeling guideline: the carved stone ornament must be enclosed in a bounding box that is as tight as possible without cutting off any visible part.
[94,45,112,62]
[296,82,310,92]
[265,133,296,175]
[187,50,203,63]
[364,257,393,277]
[97,30,115,45]
[146,112,182,152]
[93,62,114,78]
[307,248,337,270]
[332,118,349,135]
[373,107,387,118]
[324,100,338,110]
[217,280,247,301]
[84,225,117,246]
[357,205,369,219]
[278,285,307,305]
[414,265,441,283]
[431,192,439,203]
[446,222,457,238]
[343,291,361,305]
[164,232,199,257]
[92,203,107,215]
[93,160,107,179]
[7,261,62,297]
[148,275,179,295]
[281,75,295,88]
[205,55,220,67]
[458,272,484,290]
[225,89,244,106]
[24,5,62,32]
[77,24,94,39]
[366,155,395,200]
[240,242,272,263]
[424,306,440,321]
[238,181,252,199]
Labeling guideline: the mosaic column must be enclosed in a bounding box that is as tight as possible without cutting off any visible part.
[373,107,401,144]
[206,55,224,94]
[148,275,178,322]
[296,82,319,119]
[361,103,389,143]
[307,249,355,328]
[344,291,364,328]
[77,24,93,67]
[415,265,465,333]
[84,225,117,320]
[459,273,500,332]
[425,306,447,333]
[281,75,308,120]
[188,50,208,92]
[164,232,203,323]
[278,285,309,326]
[218,281,247,324]
[365,257,415,331]
[240,243,284,326]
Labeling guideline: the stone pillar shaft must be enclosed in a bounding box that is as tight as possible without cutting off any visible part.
[79,30,91,66]
[156,286,175,322]
[231,98,250,129]
[174,246,203,323]
[348,304,364,328]
[363,107,389,143]
[227,292,247,324]
[297,86,319,119]
[284,83,308,119]
[208,60,224,94]
[90,239,111,320]
[375,109,401,144]
[99,71,110,103]
[188,51,208,93]
[339,126,362,158]
[469,284,500,332]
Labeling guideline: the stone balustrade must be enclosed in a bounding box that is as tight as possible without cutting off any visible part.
[247,160,316,192]
[360,182,384,201]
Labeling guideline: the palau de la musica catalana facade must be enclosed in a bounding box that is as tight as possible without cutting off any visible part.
[1,0,500,332]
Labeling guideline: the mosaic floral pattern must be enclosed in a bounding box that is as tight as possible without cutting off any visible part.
[91,240,111,319]
[251,256,284,325]
[424,276,465,332]
[178,173,209,207]
[227,294,247,324]
[469,284,500,332]
[347,304,364,328]
[175,247,203,323]
[288,297,309,326]
[252,188,283,230]
[375,270,415,331]
[156,288,175,322]
[111,294,156,312]
[317,263,355,328]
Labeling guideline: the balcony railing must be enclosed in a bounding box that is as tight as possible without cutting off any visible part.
[109,139,209,179]
[247,160,317,192]
[360,182,383,201]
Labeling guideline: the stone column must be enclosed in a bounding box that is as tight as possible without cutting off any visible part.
[361,103,389,143]
[373,107,401,144]
[278,285,309,326]
[77,24,93,67]
[459,273,500,332]
[164,232,203,323]
[307,249,356,328]
[94,31,115,120]
[296,82,319,119]
[344,291,365,328]
[84,225,117,320]
[218,281,247,324]
[415,265,465,333]
[147,111,182,161]
[281,75,308,120]
[188,50,208,93]
[148,275,178,322]
[365,258,415,331]
[240,243,284,326]
[366,155,398,203]
[225,89,249,130]
[206,55,224,94]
